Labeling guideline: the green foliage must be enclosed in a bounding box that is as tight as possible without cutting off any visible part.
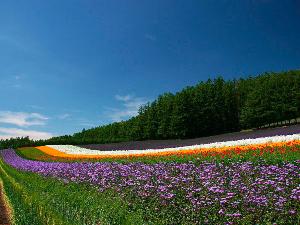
[239,71,300,128]
[68,70,300,144]
[0,70,299,148]
[0,137,36,150]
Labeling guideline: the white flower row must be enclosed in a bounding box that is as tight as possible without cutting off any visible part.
[46,133,300,156]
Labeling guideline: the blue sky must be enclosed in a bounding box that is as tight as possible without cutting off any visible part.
[0,0,299,139]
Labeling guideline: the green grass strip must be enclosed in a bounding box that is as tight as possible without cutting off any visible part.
[0,159,144,225]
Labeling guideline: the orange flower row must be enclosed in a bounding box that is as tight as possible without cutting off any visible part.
[35,140,300,160]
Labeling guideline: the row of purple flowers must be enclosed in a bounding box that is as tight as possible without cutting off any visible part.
[1,149,300,222]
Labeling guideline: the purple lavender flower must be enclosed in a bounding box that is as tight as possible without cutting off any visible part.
[1,148,299,222]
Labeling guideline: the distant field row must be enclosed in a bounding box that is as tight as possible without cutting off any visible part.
[16,132,300,163]
[79,124,300,151]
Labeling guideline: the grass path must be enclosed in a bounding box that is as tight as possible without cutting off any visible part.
[0,181,11,225]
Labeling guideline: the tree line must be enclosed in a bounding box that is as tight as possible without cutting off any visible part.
[1,70,299,149]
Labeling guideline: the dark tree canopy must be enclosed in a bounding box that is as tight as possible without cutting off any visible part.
[1,70,300,149]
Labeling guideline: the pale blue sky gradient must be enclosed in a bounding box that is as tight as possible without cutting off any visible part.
[0,0,299,139]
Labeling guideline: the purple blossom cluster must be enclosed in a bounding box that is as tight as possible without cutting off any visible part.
[1,149,300,223]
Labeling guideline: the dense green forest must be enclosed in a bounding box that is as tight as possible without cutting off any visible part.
[1,70,299,149]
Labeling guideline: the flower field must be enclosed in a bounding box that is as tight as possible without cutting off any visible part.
[41,134,300,157]
[26,134,300,162]
[0,133,300,224]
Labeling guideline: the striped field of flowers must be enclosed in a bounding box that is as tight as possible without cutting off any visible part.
[1,133,300,224]
[1,146,300,224]
[31,134,300,160]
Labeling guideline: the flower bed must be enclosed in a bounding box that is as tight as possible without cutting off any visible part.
[34,134,300,159]
[1,149,299,224]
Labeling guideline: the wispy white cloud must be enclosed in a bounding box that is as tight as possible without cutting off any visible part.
[0,111,48,127]
[0,127,53,140]
[58,113,71,120]
[115,94,132,102]
[105,95,149,122]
